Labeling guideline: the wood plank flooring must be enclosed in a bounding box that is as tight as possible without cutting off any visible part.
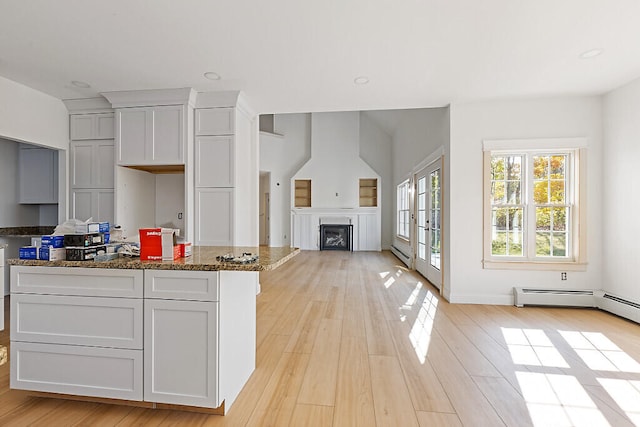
[2,250,640,426]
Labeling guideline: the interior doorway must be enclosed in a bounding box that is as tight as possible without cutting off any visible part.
[414,158,442,290]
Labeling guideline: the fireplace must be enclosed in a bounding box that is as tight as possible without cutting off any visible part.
[320,224,353,251]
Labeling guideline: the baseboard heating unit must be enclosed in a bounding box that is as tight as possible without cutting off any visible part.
[390,246,411,268]
[514,287,640,324]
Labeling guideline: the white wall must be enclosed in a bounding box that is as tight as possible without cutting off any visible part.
[603,78,640,304]
[294,112,380,208]
[448,96,603,304]
[0,76,68,150]
[0,139,39,226]
[359,113,393,249]
[390,107,450,261]
[259,114,311,247]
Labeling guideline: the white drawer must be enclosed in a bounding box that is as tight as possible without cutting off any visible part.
[11,266,143,298]
[11,293,143,349]
[145,270,219,301]
[195,108,234,135]
[11,341,142,401]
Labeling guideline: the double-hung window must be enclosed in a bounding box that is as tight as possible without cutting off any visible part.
[397,180,410,240]
[483,138,586,270]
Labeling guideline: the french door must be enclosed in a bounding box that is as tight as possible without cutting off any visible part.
[414,159,442,290]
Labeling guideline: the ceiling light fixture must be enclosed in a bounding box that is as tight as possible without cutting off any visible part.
[204,72,221,81]
[579,48,604,59]
[71,80,91,88]
[354,76,369,85]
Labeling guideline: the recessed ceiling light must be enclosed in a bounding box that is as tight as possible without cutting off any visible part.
[579,48,604,59]
[71,80,91,88]
[204,72,221,81]
[354,76,369,85]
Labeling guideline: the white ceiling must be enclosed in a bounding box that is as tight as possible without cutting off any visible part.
[1,0,640,114]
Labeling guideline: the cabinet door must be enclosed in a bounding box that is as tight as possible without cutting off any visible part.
[71,113,114,140]
[70,142,94,188]
[195,136,234,187]
[195,188,233,246]
[195,108,234,135]
[95,141,115,188]
[152,105,184,164]
[144,299,220,408]
[71,189,114,223]
[19,148,58,204]
[357,214,380,251]
[117,108,149,165]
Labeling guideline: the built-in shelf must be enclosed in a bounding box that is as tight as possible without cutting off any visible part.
[359,178,377,207]
[294,179,311,208]
[124,165,185,174]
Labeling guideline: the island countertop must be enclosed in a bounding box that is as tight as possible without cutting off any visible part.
[7,246,299,271]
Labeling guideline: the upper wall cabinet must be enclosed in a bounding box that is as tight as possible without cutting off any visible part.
[195,108,234,136]
[19,146,58,204]
[70,113,114,140]
[70,141,115,189]
[116,105,185,166]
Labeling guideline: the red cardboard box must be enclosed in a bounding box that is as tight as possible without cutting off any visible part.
[139,228,163,261]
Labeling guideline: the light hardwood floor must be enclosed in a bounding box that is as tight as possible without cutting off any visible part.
[1,250,640,426]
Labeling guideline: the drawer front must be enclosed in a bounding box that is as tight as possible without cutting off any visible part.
[145,270,219,301]
[195,108,234,136]
[11,266,143,298]
[11,341,142,401]
[11,294,143,349]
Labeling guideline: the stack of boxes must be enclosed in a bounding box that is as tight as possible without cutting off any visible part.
[19,222,113,261]
[139,228,191,261]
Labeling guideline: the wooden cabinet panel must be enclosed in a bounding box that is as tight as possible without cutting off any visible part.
[71,189,114,223]
[196,108,234,135]
[144,299,220,408]
[152,105,184,164]
[195,188,234,246]
[70,141,114,189]
[11,342,143,401]
[196,136,234,187]
[117,108,149,165]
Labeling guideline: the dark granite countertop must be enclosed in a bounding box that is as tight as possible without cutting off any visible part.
[0,226,56,237]
[8,246,299,272]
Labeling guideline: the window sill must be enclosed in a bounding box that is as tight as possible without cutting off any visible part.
[396,236,410,243]
[483,260,587,272]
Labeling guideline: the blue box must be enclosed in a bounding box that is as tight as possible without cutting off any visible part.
[104,232,110,244]
[99,222,110,233]
[19,246,38,259]
[39,247,66,261]
[41,235,65,248]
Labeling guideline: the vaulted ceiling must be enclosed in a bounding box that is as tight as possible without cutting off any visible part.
[1,1,639,114]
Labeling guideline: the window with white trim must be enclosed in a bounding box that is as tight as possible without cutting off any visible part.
[483,139,585,268]
[397,180,410,239]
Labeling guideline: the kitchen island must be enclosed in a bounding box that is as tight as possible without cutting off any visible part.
[7,246,298,414]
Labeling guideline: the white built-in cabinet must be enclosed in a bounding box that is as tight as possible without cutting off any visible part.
[116,105,185,165]
[10,266,256,412]
[18,146,58,204]
[195,108,235,245]
[69,113,115,223]
[70,113,114,140]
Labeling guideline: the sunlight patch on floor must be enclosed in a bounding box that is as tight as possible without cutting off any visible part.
[502,328,569,368]
[516,371,610,427]
[409,290,438,364]
[597,378,640,426]
[559,330,640,373]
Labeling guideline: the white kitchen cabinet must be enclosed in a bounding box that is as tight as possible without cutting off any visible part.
[196,136,234,187]
[19,146,58,204]
[195,108,234,136]
[10,266,144,401]
[144,298,220,407]
[116,105,184,166]
[70,140,114,188]
[71,189,114,223]
[70,113,114,140]
[195,188,233,246]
